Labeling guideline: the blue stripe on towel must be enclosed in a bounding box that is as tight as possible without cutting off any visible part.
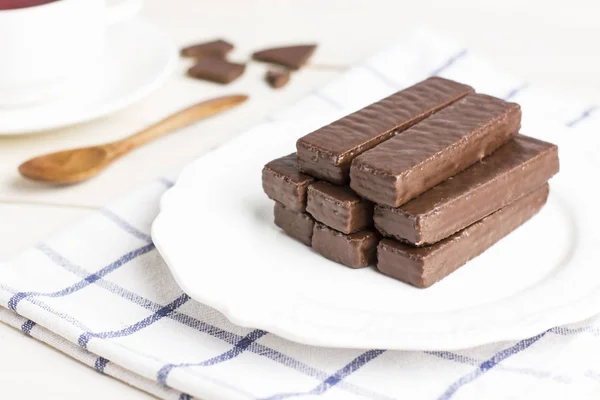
[20,319,36,335]
[430,49,468,76]
[157,177,175,188]
[32,245,391,400]
[504,83,529,100]
[566,106,597,127]
[78,294,190,348]
[437,332,548,400]
[8,243,155,312]
[427,350,570,383]
[94,357,110,373]
[100,209,153,243]
[157,329,267,384]
[260,349,385,400]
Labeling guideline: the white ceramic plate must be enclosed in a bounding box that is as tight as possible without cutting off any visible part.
[0,17,176,135]
[152,118,599,351]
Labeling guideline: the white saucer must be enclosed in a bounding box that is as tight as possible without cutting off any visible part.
[0,17,176,135]
[152,118,600,351]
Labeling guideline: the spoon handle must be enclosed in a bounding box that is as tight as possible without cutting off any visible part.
[110,94,249,156]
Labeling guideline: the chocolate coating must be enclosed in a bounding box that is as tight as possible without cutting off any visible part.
[350,93,521,207]
[188,57,245,84]
[274,202,314,246]
[312,223,379,268]
[306,182,373,234]
[266,68,291,89]
[377,184,549,288]
[296,77,474,184]
[253,45,317,70]
[181,39,234,59]
[374,135,559,245]
[263,154,315,212]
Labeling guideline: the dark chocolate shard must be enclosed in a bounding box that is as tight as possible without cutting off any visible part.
[306,182,373,234]
[266,68,291,89]
[181,39,234,59]
[312,223,379,269]
[188,57,245,84]
[377,184,549,288]
[262,154,315,212]
[253,44,317,70]
[374,135,559,245]
[274,202,314,246]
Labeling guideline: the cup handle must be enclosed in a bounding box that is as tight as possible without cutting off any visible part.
[106,0,144,25]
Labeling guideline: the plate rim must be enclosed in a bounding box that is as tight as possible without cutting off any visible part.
[152,120,599,351]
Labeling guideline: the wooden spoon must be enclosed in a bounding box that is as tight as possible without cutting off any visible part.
[19,94,248,185]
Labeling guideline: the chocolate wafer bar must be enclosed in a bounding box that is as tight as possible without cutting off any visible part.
[312,223,379,268]
[377,184,549,288]
[306,182,373,234]
[274,202,314,246]
[296,77,474,184]
[350,93,521,207]
[374,135,559,245]
[263,154,315,212]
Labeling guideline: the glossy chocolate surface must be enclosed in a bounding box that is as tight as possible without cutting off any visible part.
[181,39,234,59]
[263,154,315,212]
[252,45,317,70]
[312,223,379,268]
[351,93,521,207]
[187,57,245,84]
[296,77,474,184]
[266,68,291,89]
[274,202,314,246]
[377,184,549,288]
[374,135,559,245]
[306,182,372,234]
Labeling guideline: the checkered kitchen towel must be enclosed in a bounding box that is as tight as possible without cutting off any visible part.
[1,29,600,400]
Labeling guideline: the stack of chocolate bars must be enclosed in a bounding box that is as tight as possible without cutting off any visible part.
[262,77,559,288]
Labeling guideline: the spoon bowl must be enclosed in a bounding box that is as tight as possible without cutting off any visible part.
[19,146,112,185]
[18,94,249,185]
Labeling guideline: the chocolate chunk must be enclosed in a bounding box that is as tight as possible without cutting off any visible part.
[252,44,317,70]
[351,93,521,207]
[274,202,314,246]
[296,77,474,184]
[375,135,559,245]
[181,39,234,59]
[262,154,314,212]
[187,57,245,84]
[306,182,373,234]
[266,68,291,89]
[377,184,549,288]
[312,223,379,268]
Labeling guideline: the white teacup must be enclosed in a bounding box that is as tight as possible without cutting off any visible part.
[0,0,143,107]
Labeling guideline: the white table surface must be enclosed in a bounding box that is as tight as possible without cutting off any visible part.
[1,0,599,398]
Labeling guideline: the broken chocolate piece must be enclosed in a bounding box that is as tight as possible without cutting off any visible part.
[306,182,372,234]
[312,223,379,268]
[274,202,314,246]
[181,39,234,59]
[350,93,521,207]
[187,57,245,84]
[266,68,291,89]
[252,44,317,70]
[297,77,474,184]
[262,154,315,212]
[377,184,549,288]
[374,135,559,245]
